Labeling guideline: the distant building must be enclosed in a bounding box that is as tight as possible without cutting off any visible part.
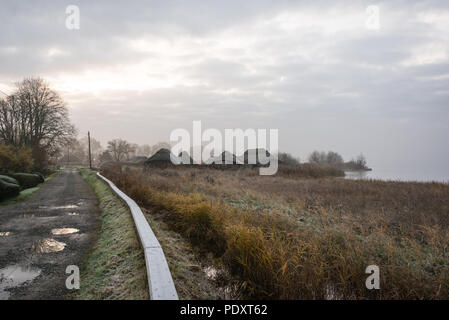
[144,148,174,167]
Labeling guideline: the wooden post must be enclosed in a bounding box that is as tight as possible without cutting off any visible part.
[88,131,92,169]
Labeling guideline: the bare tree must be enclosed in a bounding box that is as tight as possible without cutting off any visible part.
[278,152,300,165]
[107,139,135,161]
[58,137,86,164]
[355,153,367,168]
[98,150,113,163]
[0,78,75,168]
[107,139,124,161]
[126,143,138,160]
[0,78,75,149]
[308,150,344,167]
[308,151,327,165]
[326,151,344,167]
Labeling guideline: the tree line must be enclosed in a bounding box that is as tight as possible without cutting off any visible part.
[276,151,368,170]
[308,150,368,170]
[62,138,171,165]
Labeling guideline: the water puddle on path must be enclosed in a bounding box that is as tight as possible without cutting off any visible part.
[51,228,79,235]
[0,264,41,300]
[39,204,79,210]
[33,238,66,253]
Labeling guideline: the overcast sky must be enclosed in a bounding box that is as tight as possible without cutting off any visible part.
[1,0,448,175]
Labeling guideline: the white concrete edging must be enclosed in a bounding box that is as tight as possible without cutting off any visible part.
[96,172,178,300]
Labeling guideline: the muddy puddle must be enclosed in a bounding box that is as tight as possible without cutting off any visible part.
[0,264,41,300]
[33,238,66,253]
[39,204,79,210]
[21,212,60,218]
[51,228,79,235]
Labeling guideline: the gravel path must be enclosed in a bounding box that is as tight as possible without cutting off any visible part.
[0,168,99,300]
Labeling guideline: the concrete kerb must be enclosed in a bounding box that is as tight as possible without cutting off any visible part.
[96,172,178,300]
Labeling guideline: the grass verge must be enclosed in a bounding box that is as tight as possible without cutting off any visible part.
[72,169,149,300]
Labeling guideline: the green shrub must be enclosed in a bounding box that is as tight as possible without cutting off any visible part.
[32,172,45,183]
[0,145,34,172]
[6,173,42,189]
[0,174,19,186]
[0,179,20,200]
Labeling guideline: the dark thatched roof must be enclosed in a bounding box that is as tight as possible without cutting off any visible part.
[243,148,272,164]
[206,151,242,164]
[145,148,174,163]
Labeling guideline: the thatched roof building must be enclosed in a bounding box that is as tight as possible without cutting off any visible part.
[243,148,272,165]
[206,151,242,164]
[145,148,175,166]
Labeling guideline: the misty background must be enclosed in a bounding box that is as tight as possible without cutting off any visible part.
[1,0,448,181]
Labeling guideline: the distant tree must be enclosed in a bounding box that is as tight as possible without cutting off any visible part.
[98,150,113,163]
[308,151,327,165]
[59,137,86,164]
[326,151,344,167]
[107,139,124,161]
[308,151,320,164]
[107,139,135,161]
[308,150,344,168]
[278,152,300,165]
[127,143,138,160]
[355,153,367,169]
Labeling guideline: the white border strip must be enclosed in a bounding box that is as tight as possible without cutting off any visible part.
[97,172,178,300]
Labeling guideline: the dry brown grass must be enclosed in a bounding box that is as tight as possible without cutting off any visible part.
[101,163,449,299]
[142,208,231,299]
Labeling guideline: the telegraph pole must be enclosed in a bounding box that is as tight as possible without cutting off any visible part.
[88,131,92,169]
